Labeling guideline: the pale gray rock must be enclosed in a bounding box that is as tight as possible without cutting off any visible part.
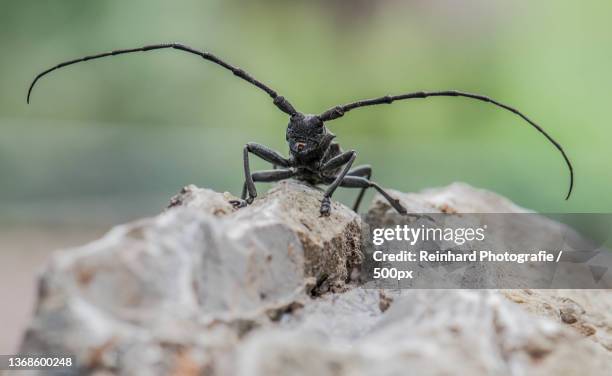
[367,182,612,289]
[237,290,612,376]
[17,180,361,374]
[15,181,612,375]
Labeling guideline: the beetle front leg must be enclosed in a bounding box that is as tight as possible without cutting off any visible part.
[230,169,295,208]
[320,150,357,216]
[231,143,291,208]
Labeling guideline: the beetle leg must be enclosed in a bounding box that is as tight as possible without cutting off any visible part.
[239,143,291,205]
[320,150,357,216]
[230,168,295,209]
[346,165,372,212]
[338,176,408,215]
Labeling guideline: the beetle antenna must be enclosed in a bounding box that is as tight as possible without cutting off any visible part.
[27,43,298,116]
[319,90,574,199]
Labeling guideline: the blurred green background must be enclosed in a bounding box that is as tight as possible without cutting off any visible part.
[1,0,611,227]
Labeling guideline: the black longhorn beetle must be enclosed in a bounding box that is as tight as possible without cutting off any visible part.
[27,43,574,216]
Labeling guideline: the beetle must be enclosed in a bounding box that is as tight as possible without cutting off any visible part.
[27,43,574,216]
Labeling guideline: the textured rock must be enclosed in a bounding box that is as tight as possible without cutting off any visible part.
[367,183,612,288]
[236,290,612,376]
[16,181,612,375]
[18,180,361,374]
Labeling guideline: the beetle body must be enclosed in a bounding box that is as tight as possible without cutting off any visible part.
[27,43,574,216]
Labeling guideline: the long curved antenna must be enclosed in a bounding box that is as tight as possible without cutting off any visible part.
[319,90,574,199]
[27,43,298,116]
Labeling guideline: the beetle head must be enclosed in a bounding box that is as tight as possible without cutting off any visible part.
[286,114,335,160]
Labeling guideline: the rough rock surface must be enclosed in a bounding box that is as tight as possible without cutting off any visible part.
[16,181,612,375]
